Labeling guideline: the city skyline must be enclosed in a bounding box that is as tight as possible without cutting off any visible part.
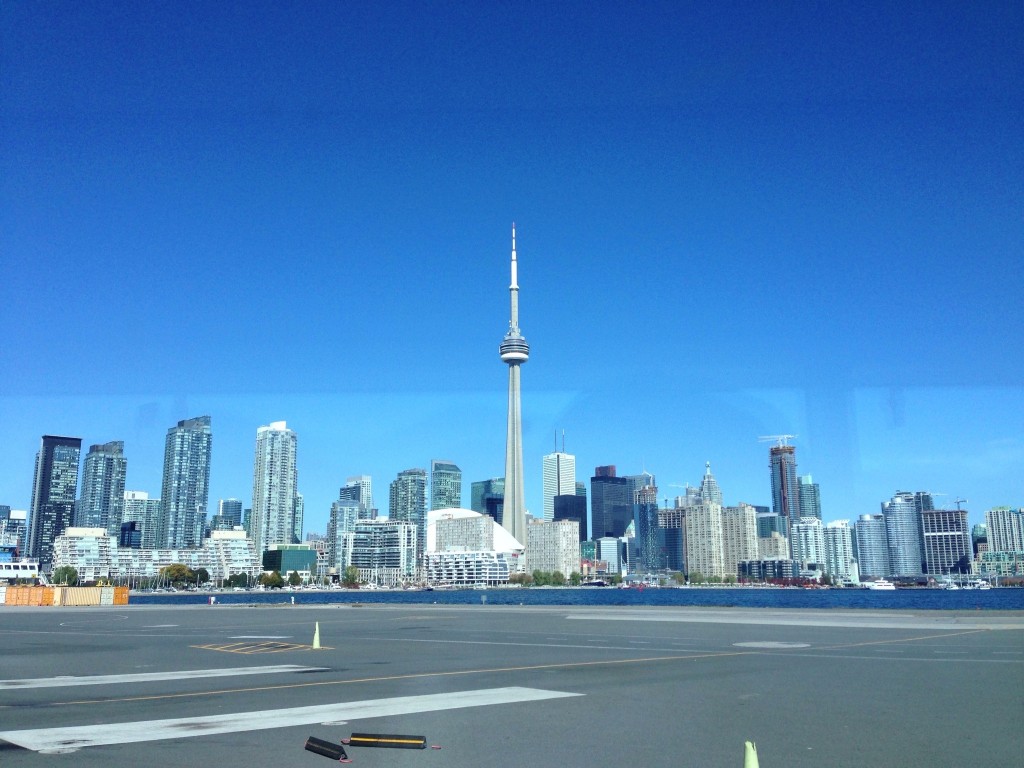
[2,3,1021,534]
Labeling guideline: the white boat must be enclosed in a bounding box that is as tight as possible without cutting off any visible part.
[863,579,896,590]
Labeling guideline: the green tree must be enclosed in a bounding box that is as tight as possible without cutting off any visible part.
[551,570,566,586]
[569,571,582,586]
[52,565,78,585]
[342,566,360,588]
[259,570,285,589]
[724,574,737,585]
[287,570,302,587]
[194,568,210,585]
[671,571,686,585]
[687,571,704,584]
[160,563,195,587]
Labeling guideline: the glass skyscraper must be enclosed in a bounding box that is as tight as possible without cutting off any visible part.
[251,421,299,554]
[542,451,575,522]
[798,474,821,520]
[76,440,127,535]
[158,416,212,549]
[27,435,82,571]
[390,468,427,561]
[430,460,462,510]
[769,444,799,527]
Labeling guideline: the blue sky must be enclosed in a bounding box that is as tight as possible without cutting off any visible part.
[2,1,1021,532]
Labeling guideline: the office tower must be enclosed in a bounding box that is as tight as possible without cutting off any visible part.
[791,517,825,568]
[768,442,799,527]
[542,450,575,522]
[698,462,722,505]
[250,421,299,554]
[76,441,128,535]
[340,476,374,519]
[823,520,857,581]
[985,507,1023,552]
[684,502,724,579]
[591,467,631,539]
[855,513,891,579]
[554,494,588,541]
[631,483,663,573]
[27,435,82,571]
[721,503,758,575]
[470,478,505,523]
[218,498,243,528]
[499,225,529,545]
[430,460,463,510]
[882,491,924,577]
[798,474,821,520]
[920,508,971,574]
[327,498,361,571]
[158,416,212,549]
[390,468,427,560]
[122,491,161,549]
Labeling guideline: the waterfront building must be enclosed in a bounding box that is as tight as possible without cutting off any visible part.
[262,543,317,580]
[430,460,463,511]
[658,506,687,573]
[122,491,161,549]
[985,507,1023,553]
[855,513,891,579]
[883,491,925,577]
[971,523,988,557]
[340,476,375,519]
[250,421,299,554]
[791,517,825,568]
[389,468,427,561]
[119,521,142,548]
[526,519,580,576]
[157,416,212,549]
[768,441,799,528]
[27,435,82,571]
[631,484,662,573]
[425,550,515,586]
[721,503,759,575]
[798,474,821,520]
[976,550,1024,577]
[499,225,529,545]
[0,508,27,553]
[920,508,971,574]
[684,502,725,579]
[738,559,800,581]
[542,450,575,522]
[434,512,496,552]
[343,520,418,586]
[595,536,626,575]
[756,511,789,539]
[553,494,588,541]
[823,520,858,581]
[470,478,504,524]
[76,441,127,536]
[758,532,790,560]
[327,499,360,572]
[591,467,631,539]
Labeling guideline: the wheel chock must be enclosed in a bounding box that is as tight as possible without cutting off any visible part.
[347,732,428,749]
[304,735,351,762]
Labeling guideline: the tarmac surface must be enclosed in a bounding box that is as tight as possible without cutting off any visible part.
[1,603,1022,767]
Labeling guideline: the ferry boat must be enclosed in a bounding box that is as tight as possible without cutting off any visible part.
[0,559,40,582]
[862,579,896,590]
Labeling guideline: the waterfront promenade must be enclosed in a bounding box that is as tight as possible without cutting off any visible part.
[2,603,1021,767]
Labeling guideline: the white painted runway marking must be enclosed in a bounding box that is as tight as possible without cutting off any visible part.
[229,635,292,639]
[0,665,326,690]
[0,687,582,752]
[734,641,810,649]
[142,624,179,628]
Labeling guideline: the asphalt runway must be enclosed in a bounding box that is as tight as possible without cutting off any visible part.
[1,603,1021,767]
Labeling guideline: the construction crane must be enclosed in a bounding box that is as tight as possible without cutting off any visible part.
[758,434,796,447]
[954,497,968,510]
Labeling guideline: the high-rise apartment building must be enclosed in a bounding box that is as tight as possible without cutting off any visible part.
[542,450,575,522]
[470,478,504,524]
[823,520,857,581]
[0,508,27,552]
[798,474,821,520]
[340,476,374,519]
[684,502,725,579]
[390,468,427,560]
[499,225,529,545]
[985,507,1023,552]
[430,460,463,510]
[721,503,759,575]
[344,520,418,584]
[157,416,212,549]
[591,467,631,539]
[920,508,971,574]
[855,514,890,579]
[526,519,580,577]
[769,443,799,528]
[631,483,662,572]
[27,435,82,571]
[122,491,161,549]
[791,517,825,568]
[882,491,925,577]
[75,440,128,535]
[216,498,243,528]
[250,421,299,554]
[327,498,360,571]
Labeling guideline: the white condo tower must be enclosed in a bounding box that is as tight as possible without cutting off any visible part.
[500,224,529,545]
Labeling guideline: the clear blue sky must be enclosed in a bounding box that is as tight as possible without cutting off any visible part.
[2,1,1021,533]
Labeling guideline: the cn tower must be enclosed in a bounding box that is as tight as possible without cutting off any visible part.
[499,223,529,544]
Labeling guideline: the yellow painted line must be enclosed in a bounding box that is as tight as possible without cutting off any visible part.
[35,650,753,708]
[817,628,991,651]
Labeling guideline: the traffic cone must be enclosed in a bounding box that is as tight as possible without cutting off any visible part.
[312,622,321,650]
[744,741,759,768]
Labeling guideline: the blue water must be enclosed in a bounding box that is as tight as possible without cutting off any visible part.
[131,586,1024,611]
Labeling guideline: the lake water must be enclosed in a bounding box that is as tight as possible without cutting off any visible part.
[132,586,1024,611]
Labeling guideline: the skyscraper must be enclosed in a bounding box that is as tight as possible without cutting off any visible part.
[798,474,821,520]
[217,498,243,528]
[390,468,427,560]
[823,520,857,581]
[855,513,890,579]
[470,478,504,524]
[27,435,82,571]
[340,476,374,519]
[920,508,971,574]
[499,224,529,545]
[251,421,299,554]
[542,450,575,522]
[698,462,723,506]
[157,416,212,549]
[76,440,128,535]
[122,491,161,549]
[430,460,463,510]
[882,490,925,577]
[591,467,631,539]
[768,441,799,528]
[985,507,1024,552]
